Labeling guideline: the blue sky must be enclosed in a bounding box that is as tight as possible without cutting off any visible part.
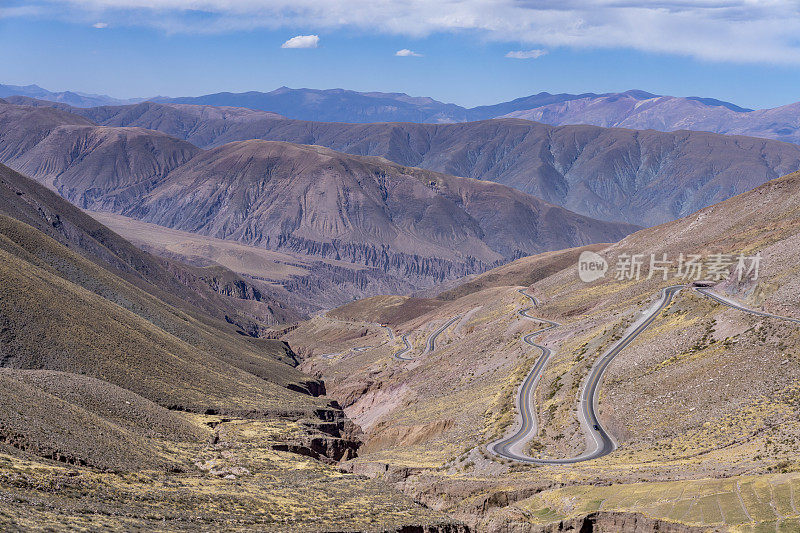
[2,1,800,109]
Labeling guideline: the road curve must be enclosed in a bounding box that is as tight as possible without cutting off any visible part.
[392,334,413,361]
[574,284,683,462]
[423,315,462,354]
[696,288,800,324]
[321,323,394,360]
[488,289,560,461]
[490,285,683,464]
[392,315,462,361]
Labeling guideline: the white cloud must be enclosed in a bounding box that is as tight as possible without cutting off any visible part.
[16,1,800,64]
[395,48,422,57]
[505,49,547,59]
[281,34,319,48]
[92,21,108,28]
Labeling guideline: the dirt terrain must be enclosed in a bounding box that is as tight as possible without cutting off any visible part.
[285,171,800,531]
[0,162,458,531]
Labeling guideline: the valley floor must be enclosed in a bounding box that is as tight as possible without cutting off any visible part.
[0,414,457,532]
[287,267,800,532]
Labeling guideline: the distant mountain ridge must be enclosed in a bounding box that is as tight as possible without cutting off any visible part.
[0,83,145,108]
[466,89,752,122]
[499,90,800,143]
[151,87,755,125]
[153,86,470,123]
[11,82,800,144]
[36,99,800,227]
[0,82,753,124]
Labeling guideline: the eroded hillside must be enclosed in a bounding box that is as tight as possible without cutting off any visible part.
[284,171,800,531]
[0,164,460,531]
[21,99,800,226]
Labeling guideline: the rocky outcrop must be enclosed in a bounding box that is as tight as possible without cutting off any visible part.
[271,434,359,463]
[279,235,492,283]
[272,405,364,463]
[326,523,470,533]
[392,525,471,533]
[341,461,434,483]
[484,511,718,532]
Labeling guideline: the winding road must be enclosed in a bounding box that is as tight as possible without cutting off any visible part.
[696,288,800,324]
[323,313,461,362]
[423,315,462,354]
[392,334,414,361]
[393,315,462,361]
[490,285,683,464]
[320,322,394,360]
[488,290,560,461]
[491,284,800,464]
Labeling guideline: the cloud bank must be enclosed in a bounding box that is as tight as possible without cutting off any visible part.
[10,1,800,64]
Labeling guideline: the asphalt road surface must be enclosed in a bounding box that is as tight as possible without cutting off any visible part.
[696,288,800,324]
[490,285,683,464]
[423,315,462,354]
[321,323,394,360]
[488,289,560,462]
[392,334,413,361]
[392,315,462,361]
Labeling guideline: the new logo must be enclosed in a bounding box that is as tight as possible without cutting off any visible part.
[578,251,608,282]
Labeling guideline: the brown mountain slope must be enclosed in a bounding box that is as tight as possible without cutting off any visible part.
[0,101,201,210]
[0,100,637,291]
[120,140,637,281]
[0,190,365,464]
[48,100,800,226]
[234,119,800,227]
[6,125,199,210]
[0,171,457,530]
[0,213,323,409]
[0,369,205,471]
[0,162,299,328]
[285,169,800,531]
[0,101,92,160]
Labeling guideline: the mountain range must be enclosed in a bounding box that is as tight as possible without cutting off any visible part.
[5,79,800,532]
[502,90,800,145]
[0,83,144,108]
[8,83,800,145]
[148,87,800,144]
[26,99,800,227]
[149,87,755,125]
[0,99,637,297]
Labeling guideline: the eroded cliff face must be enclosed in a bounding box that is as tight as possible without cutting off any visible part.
[482,511,717,533]
[271,406,364,463]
